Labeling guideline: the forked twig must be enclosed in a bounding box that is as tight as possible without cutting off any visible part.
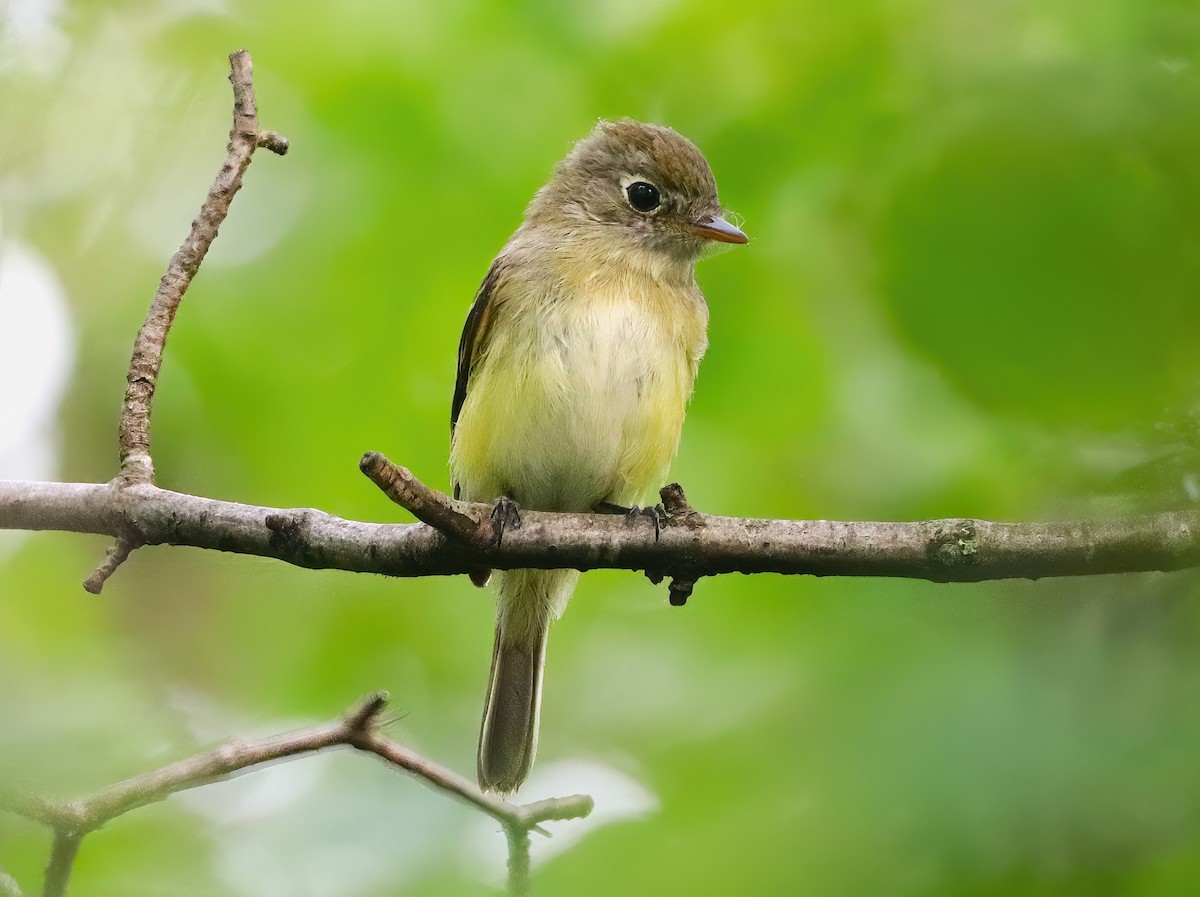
[85,49,289,594]
[0,694,592,897]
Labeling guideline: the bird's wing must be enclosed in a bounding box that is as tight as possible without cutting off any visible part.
[451,258,505,444]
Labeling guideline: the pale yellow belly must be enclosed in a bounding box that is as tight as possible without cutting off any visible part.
[451,299,698,512]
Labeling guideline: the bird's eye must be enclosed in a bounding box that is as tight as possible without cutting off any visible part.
[625,181,661,213]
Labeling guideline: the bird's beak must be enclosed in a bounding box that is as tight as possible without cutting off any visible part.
[693,213,748,244]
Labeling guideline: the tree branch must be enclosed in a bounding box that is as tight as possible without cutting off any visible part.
[360,452,486,545]
[0,694,592,897]
[3,467,1200,587]
[505,826,532,896]
[117,48,286,487]
[42,833,81,897]
[86,49,287,594]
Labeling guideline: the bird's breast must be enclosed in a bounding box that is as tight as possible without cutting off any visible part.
[451,278,707,512]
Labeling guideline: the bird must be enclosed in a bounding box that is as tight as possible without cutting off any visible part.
[450,119,747,793]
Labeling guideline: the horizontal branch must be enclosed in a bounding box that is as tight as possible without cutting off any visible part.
[0,694,587,834]
[1,696,394,837]
[2,468,1199,585]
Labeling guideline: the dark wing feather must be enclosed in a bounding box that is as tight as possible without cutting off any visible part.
[452,260,504,433]
[451,260,504,498]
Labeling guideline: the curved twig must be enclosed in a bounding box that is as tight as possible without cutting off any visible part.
[86,49,288,594]
[117,48,286,486]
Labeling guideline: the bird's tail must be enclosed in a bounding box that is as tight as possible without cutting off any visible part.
[478,568,578,794]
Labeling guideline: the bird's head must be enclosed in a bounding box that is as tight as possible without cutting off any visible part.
[526,119,747,267]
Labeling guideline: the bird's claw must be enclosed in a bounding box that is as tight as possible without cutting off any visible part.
[490,496,522,547]
[593,500,669,541]
[632,503,669,541]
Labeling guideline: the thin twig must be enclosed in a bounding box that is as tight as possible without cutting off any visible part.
[117,48,283,486]
[87,49,287,593]
[346,718,591,831]
[0,694,388,835]
[256,131,289,155]
[0,792,70,831]
[81,538,136,594]
[360,451,485,544]
[42,832,81,897]
[505,825,532,896]
[0,694,592,897]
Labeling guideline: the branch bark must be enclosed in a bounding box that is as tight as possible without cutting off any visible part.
[0,694,592,897]
[3,468,1199,587]
[42,833,81,897]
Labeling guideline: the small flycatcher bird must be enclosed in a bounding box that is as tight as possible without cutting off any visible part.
[450,119,747,793]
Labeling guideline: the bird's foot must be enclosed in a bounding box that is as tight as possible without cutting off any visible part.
[593,500,669,541]
[490,496,522,547]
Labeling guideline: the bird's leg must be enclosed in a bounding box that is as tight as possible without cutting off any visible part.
[593,500,669,541]
[490,495,522,547]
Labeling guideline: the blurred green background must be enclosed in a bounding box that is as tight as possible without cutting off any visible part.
[4,0,1200,894]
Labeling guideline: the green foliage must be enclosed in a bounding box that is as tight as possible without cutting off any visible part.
[3,0,1200,894]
